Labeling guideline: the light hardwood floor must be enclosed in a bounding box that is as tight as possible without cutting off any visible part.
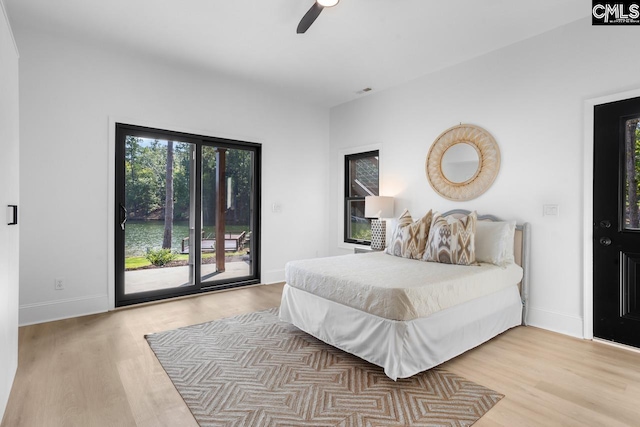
[2,283,639,427]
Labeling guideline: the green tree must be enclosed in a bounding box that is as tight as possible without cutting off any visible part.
[123,139,253,234]
[162,140,174,249]
[125,136,161,217]
[225,149,252,226]
[202,146,217,231]
[173,143,192,220]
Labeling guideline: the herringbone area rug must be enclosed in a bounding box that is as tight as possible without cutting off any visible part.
[146,308,503,427]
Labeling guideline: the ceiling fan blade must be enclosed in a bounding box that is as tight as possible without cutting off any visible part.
[297,2,324,34]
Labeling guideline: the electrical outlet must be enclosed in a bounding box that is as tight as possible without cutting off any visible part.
[55,278,64,290]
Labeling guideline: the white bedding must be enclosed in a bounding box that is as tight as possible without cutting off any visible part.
[279,283,523,380]
[285,251,523,321]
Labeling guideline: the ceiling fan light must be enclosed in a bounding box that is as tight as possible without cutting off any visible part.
[317,0,339,7]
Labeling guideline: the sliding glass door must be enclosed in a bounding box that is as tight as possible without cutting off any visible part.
[115,124,260,307]
[200,146,257,284]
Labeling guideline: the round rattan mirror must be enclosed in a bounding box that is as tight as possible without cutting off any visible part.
[425,124,500,201]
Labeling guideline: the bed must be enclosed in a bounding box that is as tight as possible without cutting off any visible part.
[279,209,531,380]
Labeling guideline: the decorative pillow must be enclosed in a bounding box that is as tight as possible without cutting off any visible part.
[475,220,517,266]
[399,210,432,259]
[423,211,477,265]
[386,209,413,256]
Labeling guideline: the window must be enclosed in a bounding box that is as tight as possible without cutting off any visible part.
[344,150,379,244]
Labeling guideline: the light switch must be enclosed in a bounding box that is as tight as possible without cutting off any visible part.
[271,203,282,213]
[543,204,559,217]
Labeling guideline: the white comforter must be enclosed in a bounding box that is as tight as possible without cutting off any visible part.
[285,251,523,321]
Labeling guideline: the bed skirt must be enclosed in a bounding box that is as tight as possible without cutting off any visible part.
[279,283,522,380]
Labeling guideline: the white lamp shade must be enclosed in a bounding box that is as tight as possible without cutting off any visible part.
[364,196,394,218]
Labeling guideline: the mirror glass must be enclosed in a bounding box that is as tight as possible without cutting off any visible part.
[441,143,479,183]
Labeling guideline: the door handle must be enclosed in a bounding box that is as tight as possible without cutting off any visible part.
[119,204,127,230]
[599,237,612,246]
[7,205,17,225]
[599,220,611,228]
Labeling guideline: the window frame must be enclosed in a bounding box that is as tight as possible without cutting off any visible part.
[343,149,379,245]
[114,123,262,307]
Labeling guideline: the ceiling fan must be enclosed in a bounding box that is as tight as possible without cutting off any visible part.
[297,0,340,34]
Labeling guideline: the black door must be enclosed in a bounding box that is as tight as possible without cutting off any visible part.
[593,97,640,348]
[115,123,262,307]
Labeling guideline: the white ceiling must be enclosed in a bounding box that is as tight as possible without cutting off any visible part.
[5,0,590,107]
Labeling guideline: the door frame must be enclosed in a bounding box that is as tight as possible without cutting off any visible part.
[583,88,640,340]
[107,117,261,310]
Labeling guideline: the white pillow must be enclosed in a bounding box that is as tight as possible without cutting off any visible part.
[503,221,516,265]
[475,220,516,267]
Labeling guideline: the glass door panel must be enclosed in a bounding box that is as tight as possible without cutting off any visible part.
[201,146,254,284]
[123,136,196,294]
[624,117,640,230]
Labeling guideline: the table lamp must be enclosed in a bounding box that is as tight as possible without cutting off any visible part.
[364,196,394,250]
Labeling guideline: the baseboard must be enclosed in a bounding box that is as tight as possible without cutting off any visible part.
[19,294,109,326]
[262,269,285,285]
[527,306,583,338]
[0,362,16,427]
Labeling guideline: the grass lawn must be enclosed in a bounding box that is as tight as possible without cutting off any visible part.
[125,251,245,270]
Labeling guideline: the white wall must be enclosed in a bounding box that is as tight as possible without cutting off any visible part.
[16,28,330,325]
[329,18,640,338]
[14,14,640,339]
[0,0,19,421]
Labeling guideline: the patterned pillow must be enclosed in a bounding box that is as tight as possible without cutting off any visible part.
[400,210,432,259]
[423,211,477,265]
[386,209,413,256]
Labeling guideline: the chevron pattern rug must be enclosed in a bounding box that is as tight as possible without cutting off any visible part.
[146,308,503,427]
